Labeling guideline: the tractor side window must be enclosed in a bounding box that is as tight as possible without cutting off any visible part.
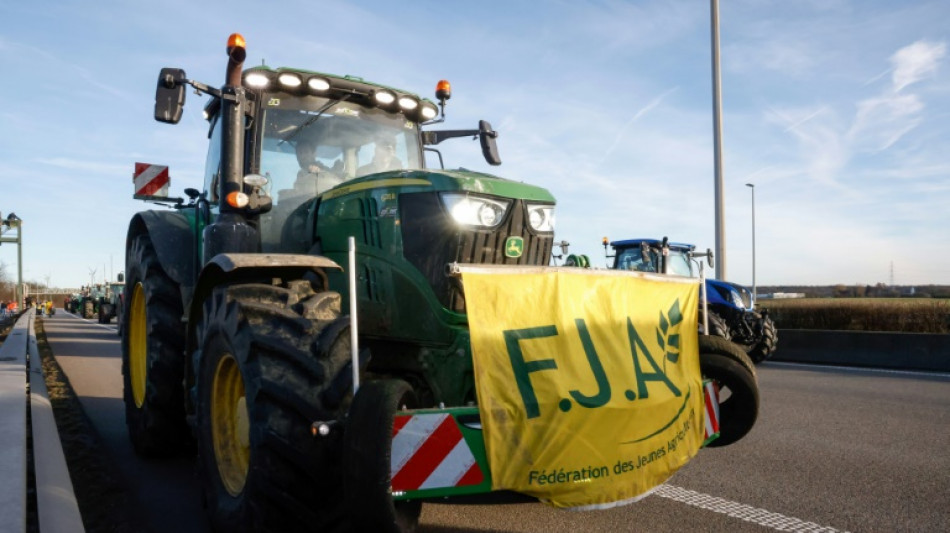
[204,117,222,203]
[666,252,694,277]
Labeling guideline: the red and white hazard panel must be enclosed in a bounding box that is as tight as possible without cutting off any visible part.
[391,413,484,492]
[703,380,720,441]
[133,162,170,197]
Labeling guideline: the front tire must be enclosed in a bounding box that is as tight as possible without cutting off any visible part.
[194,281,353,532]
[746,315,778,364]
[699,335,759,447]
[121,233,188,457]
[700,310,731,340]
[344,379,422,533]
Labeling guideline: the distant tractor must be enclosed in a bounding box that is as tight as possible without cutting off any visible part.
[71,287,99,319]
[605,238,778,363]
[98,273,125,325]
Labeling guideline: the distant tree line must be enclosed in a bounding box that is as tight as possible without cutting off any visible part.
[759,284,950,299]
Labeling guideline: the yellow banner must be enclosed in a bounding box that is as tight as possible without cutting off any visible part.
[463,269,703,509]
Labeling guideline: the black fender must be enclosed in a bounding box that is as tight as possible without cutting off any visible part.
[182,253,343,417]
[126,210,197,299]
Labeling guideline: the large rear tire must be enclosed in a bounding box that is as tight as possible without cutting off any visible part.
[698,335,759,447]
[344,379,422,533]
[194,281,353,532]
[121,233,189,457]
[746,315,778,364]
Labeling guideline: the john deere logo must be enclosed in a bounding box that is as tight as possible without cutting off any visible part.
[505,237,524,258]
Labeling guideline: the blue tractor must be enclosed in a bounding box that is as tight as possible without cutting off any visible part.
[604,237,778,364]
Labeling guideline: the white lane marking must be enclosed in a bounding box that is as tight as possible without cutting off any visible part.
[656,484,849,533]
[763,361,950,379]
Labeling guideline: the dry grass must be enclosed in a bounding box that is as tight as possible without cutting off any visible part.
[34,318,142,533]
[764,298,950,333]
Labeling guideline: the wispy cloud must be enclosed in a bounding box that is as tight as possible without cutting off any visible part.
[768,40,947,189]
[848,40,945,152]
[35,157,130,176]
[891,40,947,92]
[600,87,678,163]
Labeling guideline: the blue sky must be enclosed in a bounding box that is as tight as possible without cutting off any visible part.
[1,0,948,291]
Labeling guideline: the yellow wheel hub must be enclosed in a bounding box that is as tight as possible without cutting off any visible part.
[211,353,250,497]
[128,283,148,408]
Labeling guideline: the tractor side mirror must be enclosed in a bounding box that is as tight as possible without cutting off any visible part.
[705,248,714,268]
[478,120,501,166]
[155,68,187,124]
[117,272,125,283]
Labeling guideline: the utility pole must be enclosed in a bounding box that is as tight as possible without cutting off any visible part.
[711,0,727,280]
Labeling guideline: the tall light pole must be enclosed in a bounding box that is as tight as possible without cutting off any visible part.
[711,0,727,280]
[745,183,756,304]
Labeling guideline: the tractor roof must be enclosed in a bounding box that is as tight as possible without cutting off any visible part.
[610,239,695,251]
[239,66,438,124]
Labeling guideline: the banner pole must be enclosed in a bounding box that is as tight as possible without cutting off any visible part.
[348,237,359,394]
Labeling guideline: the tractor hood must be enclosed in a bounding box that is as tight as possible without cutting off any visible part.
[706,279,754,311]
[321,168,555,203]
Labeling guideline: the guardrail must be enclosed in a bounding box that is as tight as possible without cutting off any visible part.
[0,309,84,533]
[772,329,950,372]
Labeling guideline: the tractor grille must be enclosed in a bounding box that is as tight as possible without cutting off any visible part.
[400,192,554,312]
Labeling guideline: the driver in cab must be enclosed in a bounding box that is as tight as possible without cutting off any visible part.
[294,138,344,195]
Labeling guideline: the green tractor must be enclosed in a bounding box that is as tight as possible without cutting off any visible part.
[75,286,98,319]
[97,274,125,324]
[124,34,757,532]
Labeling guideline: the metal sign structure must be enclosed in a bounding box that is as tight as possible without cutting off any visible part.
[0,213,23,305]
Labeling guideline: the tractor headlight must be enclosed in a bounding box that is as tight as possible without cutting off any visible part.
[277,73,302,89]
[441,193,511,229]
[244,72,270,88]
[307,76,331,93]
[526,203,555,232]
[419,103,438,121]
[729,289,745,308]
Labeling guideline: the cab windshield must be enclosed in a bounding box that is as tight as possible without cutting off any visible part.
[256,95,422,251]
[615,245,694,277]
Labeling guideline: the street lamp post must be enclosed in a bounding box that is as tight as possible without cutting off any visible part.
[745,183,756,305]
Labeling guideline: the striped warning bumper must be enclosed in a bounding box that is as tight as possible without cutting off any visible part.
[391,412,484,494]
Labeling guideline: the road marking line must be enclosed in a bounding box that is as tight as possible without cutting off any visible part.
[764,361,950,379]
[656,484,849,532]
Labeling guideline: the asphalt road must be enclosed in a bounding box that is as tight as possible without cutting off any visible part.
[43,310,950,532]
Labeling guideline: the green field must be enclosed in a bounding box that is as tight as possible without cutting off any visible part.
[763,298,950,334]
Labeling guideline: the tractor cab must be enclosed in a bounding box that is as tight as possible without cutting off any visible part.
[158,62,503,257]
[609,238,696,277]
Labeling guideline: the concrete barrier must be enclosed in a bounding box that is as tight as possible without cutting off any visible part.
[0,310,84,533]
[772,329,950,372]
[0,311,29,533]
